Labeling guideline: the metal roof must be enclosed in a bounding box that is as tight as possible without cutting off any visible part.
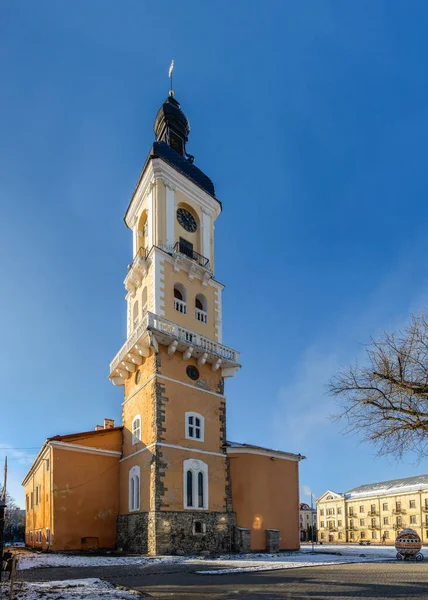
[346,474,428,499]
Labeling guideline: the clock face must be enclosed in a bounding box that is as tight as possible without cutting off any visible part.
[177,208,197,233]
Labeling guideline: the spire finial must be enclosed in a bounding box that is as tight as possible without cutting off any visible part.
[168,59,175,97]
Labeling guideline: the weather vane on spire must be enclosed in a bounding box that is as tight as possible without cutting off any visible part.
[168,59,174,96]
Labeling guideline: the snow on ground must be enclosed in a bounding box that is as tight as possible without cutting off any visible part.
[301,543,399,558]
[195,549,395,574]
[0,578,139,600]
[14,544,404,575]
[16,553,187,570]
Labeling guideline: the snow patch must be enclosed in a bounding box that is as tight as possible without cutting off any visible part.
[0,578,139,599]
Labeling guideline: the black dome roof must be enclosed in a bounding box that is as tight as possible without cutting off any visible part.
[154,95,190,142]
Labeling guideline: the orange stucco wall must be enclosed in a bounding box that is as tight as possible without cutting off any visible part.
[229,453,300,551]
[120,343,228,516]
[25,428,122,551]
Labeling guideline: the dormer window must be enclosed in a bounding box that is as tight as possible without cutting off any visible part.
[169,130,184,155]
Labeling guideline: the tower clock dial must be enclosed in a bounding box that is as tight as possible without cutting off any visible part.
[177,208,197,233]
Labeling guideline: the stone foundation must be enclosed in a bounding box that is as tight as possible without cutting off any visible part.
[117,513,148,554]
[233,526,251,553]
[118,511,235,555]
[266,529,280,553]
[150,511,235,555]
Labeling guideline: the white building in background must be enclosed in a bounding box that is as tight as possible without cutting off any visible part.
[300,503,317,541]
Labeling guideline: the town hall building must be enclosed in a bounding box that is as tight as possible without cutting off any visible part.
[23,91,304,554]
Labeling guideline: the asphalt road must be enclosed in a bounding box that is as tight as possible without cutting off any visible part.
[19,561,428,599]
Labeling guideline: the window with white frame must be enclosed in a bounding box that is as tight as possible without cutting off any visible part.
[183,459,208,510]
[129,466,140,512]
[132,415,141,445]
[185,412,204,442]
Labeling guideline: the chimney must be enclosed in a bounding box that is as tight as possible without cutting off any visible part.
[104,418,115,429]
[94,425,104,431]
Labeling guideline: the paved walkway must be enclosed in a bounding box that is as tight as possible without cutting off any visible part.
[19,561,428,599]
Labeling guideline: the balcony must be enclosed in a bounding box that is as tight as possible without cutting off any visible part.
[174,299,187,314]
[109,311,240,385]
[195,308,208,323]
[367,510,379,517]
[368,525,381,530]
[124,247,148,296]
[174,240,210,269]
[422,506,428,513]
[347,525,358,530]
[393,508,407,515]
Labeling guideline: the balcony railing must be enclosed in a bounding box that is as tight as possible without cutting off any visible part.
[195,308,208,323]
[174,241,210,269]
[174,299,187,314]
[422,506,428,513]
[109,311,240,378]
[348,525,358,530]
[127,246,149,271]
[367,510,379,516]
[393,508,407,515]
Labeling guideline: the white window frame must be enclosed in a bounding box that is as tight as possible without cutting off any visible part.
[129,465,140,512]
[132,415,141,445]
[185,412,204,442]
[183,459,208,510]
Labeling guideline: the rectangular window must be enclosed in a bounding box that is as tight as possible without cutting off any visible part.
[320,533,324,540]
[425,499,428,510]
[383,503,388,511]
[338,532,343,539]
[384,531,389,539]
[320,509,324,516]
[384,517,389,525]
[337,507,342,515]
[35,486,38,505]
[349,508,354,516]
[371,518,376,527]
[26,495,29,511]
[410,500,416,509]
[361,531,366,539]
[370,504,376,513]
[321,521,324,528]
[410,515,417,524]
[372,531,377,539]
[350,519,354,527]
[360,519,365,526]
[359,505,364,513]
[396,516,402,526]
[396,502,401,511]
[46,459,50,472]
[350,532,354,540]
[30,492,34,509]
[338,520,342,527]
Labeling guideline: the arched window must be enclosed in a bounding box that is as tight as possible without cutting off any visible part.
[183,459,208,510]
[187,470,193,507]
[129,466,140,512]
[198,472,204,508]
[133,301,139,329]
[141,287,147,314]
[132,415,141,445]
[195,294,207,323]
[185,412,204,442]
[137,210,148,250]
[174,284,187,314]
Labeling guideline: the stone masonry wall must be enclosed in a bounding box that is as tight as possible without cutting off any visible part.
[151,511,235,555]
[117,513,148,554]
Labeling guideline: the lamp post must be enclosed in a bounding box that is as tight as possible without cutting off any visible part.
[311,493,316,552]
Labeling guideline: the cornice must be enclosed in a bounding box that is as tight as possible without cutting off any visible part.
[125,159,221,229]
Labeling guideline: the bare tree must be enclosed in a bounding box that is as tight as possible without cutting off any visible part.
[328,314,428,459]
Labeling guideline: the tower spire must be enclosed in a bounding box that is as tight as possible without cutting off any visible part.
[168,59,174,97]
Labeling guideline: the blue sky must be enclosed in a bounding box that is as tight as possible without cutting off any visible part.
[2,1,428,506]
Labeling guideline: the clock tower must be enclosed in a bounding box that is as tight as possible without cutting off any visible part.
[110,92,240,554]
